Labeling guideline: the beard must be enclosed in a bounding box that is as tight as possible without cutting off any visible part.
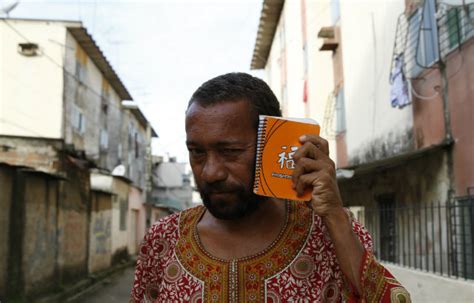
[198,180,265,220]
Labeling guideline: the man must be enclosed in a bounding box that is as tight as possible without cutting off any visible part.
[131,73,411,302]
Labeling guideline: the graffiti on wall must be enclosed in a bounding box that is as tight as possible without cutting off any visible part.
[92,213,111,254]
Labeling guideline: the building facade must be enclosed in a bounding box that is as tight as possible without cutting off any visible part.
[0,17,157,300]
[251,0,473,300]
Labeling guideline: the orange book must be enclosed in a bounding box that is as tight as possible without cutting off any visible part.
[253,115,320,201]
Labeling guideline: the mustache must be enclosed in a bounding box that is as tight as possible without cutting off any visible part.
[200,181,241,194]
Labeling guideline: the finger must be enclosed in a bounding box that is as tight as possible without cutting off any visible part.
[295,171,321,197]
[299,134,330,156]
[294,164,336,196]
[293,141,326,163]
[291,157,327,189]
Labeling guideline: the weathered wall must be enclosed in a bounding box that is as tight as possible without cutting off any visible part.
[0,164,13,295]
[127,186,145,256]
[57,157,90,283]
[63,31,129,174]
[22,173,59,296]
[446,38,474,196]
[411,38,474,197]
[110,177,130,263]
[411,69,445,149]
[89,191,112,273]
[339,149,450,267]
[0,136,63,173]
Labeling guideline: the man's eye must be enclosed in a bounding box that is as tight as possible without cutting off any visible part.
[222,148,242,155]
[188,148,205,157]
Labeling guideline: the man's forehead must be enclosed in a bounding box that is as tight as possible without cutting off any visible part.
[186,138,248,146]
[186,99,253,116]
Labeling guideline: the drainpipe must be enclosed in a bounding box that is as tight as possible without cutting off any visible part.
[435,1,455,203]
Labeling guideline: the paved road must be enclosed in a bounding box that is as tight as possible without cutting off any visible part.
[74,267,135,303]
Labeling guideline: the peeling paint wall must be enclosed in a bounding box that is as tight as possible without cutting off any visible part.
[57,157,90,282]
[349,128,414,166]
[22,173,59,296]
[339,149,450,266]
[89,191,112,273]
[121,110,147,190]
[0,136,62,173]
[63,31,125,173]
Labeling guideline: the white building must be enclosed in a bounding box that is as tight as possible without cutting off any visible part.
[150,156,194,222]
[251,0,337,162]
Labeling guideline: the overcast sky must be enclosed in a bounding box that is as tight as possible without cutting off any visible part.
[7,0,264,162]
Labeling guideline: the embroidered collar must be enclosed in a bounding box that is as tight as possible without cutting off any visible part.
[176,200,313,302]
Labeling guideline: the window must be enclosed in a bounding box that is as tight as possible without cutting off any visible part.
[75,44,87,83]
[405,0,439,78]
[100,129,108,149]
[118,143,123,160]
[101,80,110,114]
[71,104,85,134]
[335,89,346,133]
[446,4,474,50]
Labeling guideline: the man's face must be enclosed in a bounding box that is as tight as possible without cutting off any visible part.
[185,99,264,220]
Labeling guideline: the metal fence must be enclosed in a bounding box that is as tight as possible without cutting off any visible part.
[364,195,474,280]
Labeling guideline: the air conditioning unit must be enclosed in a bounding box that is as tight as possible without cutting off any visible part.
[18,43,39,56]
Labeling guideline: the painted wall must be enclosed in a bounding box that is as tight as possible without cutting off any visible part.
[339,0,413,165]
[110,177,130,262]
[57,157,90,283]
[264,1,305,118]
[0,19,71,138]
[305,0,337,161]
[447,39,474,196]
[128,185,146,256]
[262,0,337,162]
[89,191,112,273]
[412,37,474,196]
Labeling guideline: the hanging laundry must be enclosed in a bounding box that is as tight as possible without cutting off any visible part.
[390,55,410,109]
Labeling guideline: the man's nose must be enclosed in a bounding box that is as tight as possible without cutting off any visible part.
[201,153,227,184]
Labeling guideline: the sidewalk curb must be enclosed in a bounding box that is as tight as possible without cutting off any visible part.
[35,259,136,303]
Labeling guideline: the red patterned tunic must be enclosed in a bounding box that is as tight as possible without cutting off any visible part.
[130,201,410,302]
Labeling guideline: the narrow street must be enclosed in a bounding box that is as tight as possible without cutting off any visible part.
[74,267,135,303]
